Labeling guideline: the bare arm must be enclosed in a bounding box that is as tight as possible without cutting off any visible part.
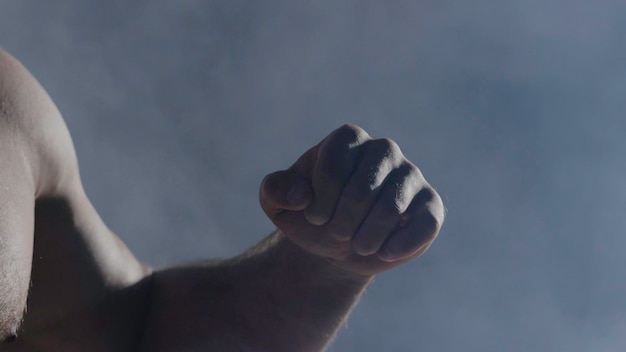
[0,48,151,350]
[0,47,54,343]
[141,231,370,352]
[140,125,445,351]
[0,121,35,343]
[0,48,442,350]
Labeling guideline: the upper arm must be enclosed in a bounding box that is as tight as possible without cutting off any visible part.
[0,140,35,342]
[0,47,79,197]
[0,50,37,342]
[0,47,77,342]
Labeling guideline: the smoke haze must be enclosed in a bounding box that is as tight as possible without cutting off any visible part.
[1,1,625,350]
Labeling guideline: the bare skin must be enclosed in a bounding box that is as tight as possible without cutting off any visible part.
[0,48,444,351]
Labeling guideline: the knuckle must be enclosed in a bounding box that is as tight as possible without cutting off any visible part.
[259,173,280,201]
[379,137,401,152]
[317,130,366,178]
[342,183,373,205]
[260,171,280,189]
[374,198,404,219]
[382,193,443,258]
[420,211,440,241]
[416,186,443,218]
[316,159,351,184]
[398,161,423,181]
[338,123,367,137]
[330,124,369,147]
[429,190,446,226]
[369,138,402,157]
[317,160,341,179]
[415,186,437,203]
[411,187,444,229]
[362,138,404,168]
[410,204,442,244]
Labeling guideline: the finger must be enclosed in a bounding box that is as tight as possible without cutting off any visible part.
[377,188,443,262]
[350,162,421,256]
[259,170,313,220]
[303,124,369,225]
[326,138,403,241]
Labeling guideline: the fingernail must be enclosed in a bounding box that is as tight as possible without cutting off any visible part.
[304,212,328,226]
[377,248,397,262]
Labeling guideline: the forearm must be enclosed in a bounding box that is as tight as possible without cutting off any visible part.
[140,230,372,352]
[234,230,372,350]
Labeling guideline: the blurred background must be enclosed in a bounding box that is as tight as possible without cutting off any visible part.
[1,1,625,351]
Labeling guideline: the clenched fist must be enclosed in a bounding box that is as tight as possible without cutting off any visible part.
[260,125,444,276]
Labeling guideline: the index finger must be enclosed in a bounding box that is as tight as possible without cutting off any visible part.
[303,124,370,225]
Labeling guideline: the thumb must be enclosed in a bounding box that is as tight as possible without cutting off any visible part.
[259,170,313,219]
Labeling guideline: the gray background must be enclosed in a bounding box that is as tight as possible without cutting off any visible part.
[1,1,625,351]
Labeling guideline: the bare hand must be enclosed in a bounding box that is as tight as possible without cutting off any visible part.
[259,125,444,276]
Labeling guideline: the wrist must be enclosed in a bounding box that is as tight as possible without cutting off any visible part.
[271,230,374,285]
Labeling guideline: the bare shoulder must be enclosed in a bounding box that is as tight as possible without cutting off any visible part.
[0,48,153,350]
[0,47,79,197]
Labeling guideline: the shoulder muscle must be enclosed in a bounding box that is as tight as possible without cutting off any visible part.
[0,47,79,197]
